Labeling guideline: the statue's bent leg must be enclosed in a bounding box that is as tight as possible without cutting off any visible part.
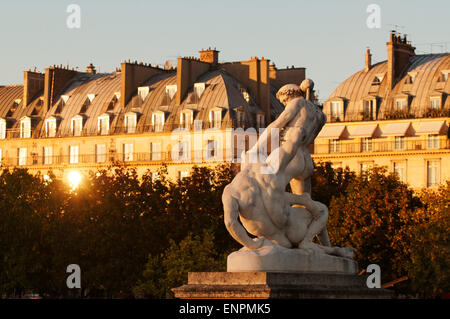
[222,187,264,250]
[299,200,329,250]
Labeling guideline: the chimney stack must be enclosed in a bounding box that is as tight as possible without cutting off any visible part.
[199,48,219,66]
[86,63,96,74]
[386,31,415,89]
[365,48,372,71]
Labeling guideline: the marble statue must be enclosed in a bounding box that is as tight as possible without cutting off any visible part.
[222,80,355,262]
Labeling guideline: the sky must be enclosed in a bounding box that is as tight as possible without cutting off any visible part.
[0,0,449,102]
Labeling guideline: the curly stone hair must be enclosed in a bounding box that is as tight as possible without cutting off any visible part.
[276,84,304,105]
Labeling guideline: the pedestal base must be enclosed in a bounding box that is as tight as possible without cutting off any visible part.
[172,272,394,299]
[227,241,358,274]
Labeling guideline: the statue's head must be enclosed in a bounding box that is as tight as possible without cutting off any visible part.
[276,84,304,106]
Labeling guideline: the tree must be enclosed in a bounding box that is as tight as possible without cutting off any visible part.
[327,166,422,288]
[133,229,226,298]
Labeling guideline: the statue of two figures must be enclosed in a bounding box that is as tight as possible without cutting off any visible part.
[222,80,355,272]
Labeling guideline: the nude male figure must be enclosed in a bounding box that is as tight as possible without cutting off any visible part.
[223,83,354,258]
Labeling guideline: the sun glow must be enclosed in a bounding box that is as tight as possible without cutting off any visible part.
[67,171,82,189]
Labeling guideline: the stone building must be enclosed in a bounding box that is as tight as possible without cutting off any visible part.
[314,32,450,188]
[0,49,305,184]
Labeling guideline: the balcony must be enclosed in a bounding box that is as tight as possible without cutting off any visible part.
[312,138,450,155]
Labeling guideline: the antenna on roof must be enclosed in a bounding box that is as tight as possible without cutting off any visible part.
[388,24,405,35]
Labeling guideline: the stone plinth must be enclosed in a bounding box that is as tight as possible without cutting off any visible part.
[172,272,394,299]
[227,242,358,274]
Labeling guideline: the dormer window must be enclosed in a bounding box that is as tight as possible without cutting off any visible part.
[152,111,165,132]
[80,95,95,113]
[45,117,57,138]
[55,95,69,114]
[194,83,206,99]
[209,108,222,129]
[125,112,137,133]
[330,101,343,122]
[395,98,407,112]
[97,113,110,135]
[0,118,6,139]
[404,72,417,84]
[180,110,194,129]
[430,97,441,110]
[138,86,150,102]
[71,115,83,136]
[106,94,119,111]
[241,89,250,103]
[165,85,177,101]
[20,116,31,138]
[438,70,449,82]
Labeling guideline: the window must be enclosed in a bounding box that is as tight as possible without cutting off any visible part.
[165,85,177,101]
[125,113,137,133]
[393,162,406,183]
[96,144,106,163]
[80,95,95,113]
[45,118,57,138]
[427,160,439,187]
[0,148,2,167]
[330,101,342,121]
[207,140,217,159]
[194,83,206,99]
[256,114,265,129]
[178,171,189,180]
[329,139,340,153]
[430,98,441,110]
[20,117,31,138]
[360,162,372,175]
[138,86,150,102]
[69,145,79,164]
[180,111,193,129]
[43,146,53,165]
[394,136,405,150]
[152,112,165,132]
[71,116,83,136]
[0,118,6,139]
[361,138,372,152]
[97,114,110,135]
[427,135,439,149]
[18,148,27,166]
[150,142,161,161]
[123,143,133,162]
[363,100,374,120]
[209,110,222,128]
[395,99,407,112]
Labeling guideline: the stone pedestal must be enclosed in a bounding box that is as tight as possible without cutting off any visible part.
[227,242,358,274]
[172,272,394,299]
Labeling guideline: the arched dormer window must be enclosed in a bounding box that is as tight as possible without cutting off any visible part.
[152,111,165,132]
[45,117,57,138]
[209,107,223,129]
[125,112,137,133]
[71,115,84,136]
[180,109,194,129]
[97,113,110,135]
[20,116,31,138]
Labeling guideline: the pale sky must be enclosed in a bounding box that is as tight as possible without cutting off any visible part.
[0,0,449,101]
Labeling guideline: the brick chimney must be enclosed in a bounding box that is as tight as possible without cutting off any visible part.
[386,31,415,89]
[120,61,165,107]
[86,63,96,74]
[365,48,372,72]
[176,57,211,105]
[43,66,79,114]
[23,70,45,106]
[199,48,219,65]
